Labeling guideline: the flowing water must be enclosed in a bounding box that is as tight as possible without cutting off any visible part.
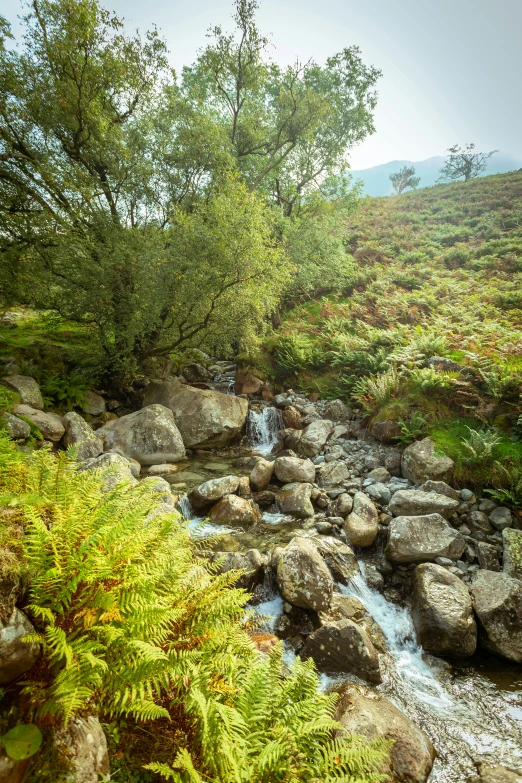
[247,406,284,455]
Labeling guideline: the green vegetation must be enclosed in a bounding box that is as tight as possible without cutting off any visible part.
[0,434,390,781]
[389,165,420,195]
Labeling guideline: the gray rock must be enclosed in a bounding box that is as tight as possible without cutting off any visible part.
[296,419,334,458]
[502,529,522,580]
[182,363,212,383]
[81,390,106,416]
[368,467,391,482]
[370,420,402,443]
[274,455,315,484]
[313,536,360,584]
[475,762,522,782]
[366,482,392,505]
[467,510,493,535]
[460,488,474,501]
[418,480,459,500]
[428,355,467,374]
[316,460,350,487]
[190,475,241,510]
[318,594,387,652]
[1,374,44,409]
[0,412,30,439]
[274,394,293,408]
[81,452,138,491]
[300,619,381,683]
[489,507,513,531]
[209,494,261,525]
[276,537,333,612]
[389,489,459,519]
[143,379,248,449]
[208,549,265,590]
[478,499,497,513]
[387,513,466,564]
[412,563,477,658]
[335,492,353,516]
[470,570,522,662]
[277,482,315,519]
[54,716,110,783]
[12,404,65,442]
[63,411,103,461]
[97,404,185,466]
[249,458,274,491]
[476,542,501,571]
[0,608,40,684]
[343,492,378,547]
[323,399,353,422]
[401,437,454,484]
[334,684,435,783]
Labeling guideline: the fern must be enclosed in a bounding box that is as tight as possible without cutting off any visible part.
[352,367,400,412]
[460,426,501,466]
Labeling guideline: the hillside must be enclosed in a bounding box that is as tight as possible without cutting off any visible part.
[262,171,522,494]
[350,152,522,197]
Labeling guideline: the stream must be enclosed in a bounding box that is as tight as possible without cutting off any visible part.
[174,405,522,781]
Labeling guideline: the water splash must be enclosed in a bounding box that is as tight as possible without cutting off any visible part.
[177,493,235,539]
[247,406,283,456]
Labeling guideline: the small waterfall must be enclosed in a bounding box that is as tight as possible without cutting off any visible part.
[177,493,234,538]
[247,406,283,455]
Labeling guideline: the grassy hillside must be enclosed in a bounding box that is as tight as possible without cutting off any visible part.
[263,171,522,495]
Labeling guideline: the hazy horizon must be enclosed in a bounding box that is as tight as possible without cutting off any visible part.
[2,0,521,170]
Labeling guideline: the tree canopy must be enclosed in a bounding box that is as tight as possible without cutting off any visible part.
[389,165,420,194]
[437,143,497,183]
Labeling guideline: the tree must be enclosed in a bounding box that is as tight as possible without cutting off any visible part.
[437,143,497,183]
[389,165,420,194]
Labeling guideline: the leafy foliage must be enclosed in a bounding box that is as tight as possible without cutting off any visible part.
[389,165,420,194]
[437,143,497,183]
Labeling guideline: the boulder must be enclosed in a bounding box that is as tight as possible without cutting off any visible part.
[470,570,522,662]
[277,482,315,519]
[0,412,30,440]
[282,406,303,430]
[316,460,350,487]
[81,452,138,491]
[284,429,302,451]
[276,537,333,612]
[318,594,387,652]
[401,437,454,484]
[476,541,501,571]
[389,489,459,519]
[1,374,43,409]
[209,494,261,525]
[54,716,110,783]
[366,482,391,505]
[489,507,513,531]
[475,763,522,783]
[335,492,353,516]
[387,513,466,564]
[334,684,436,783]
[370,419,402,443]
[296,420,334,458]
[97,404,185,466]
[208,549,265,590]
[0,608,40,684]
[368,467,392,482]
[418,480,459,500]
[12,404,64,442]
[63,412,103,461]
[81,390,106,416]
[502,529,522,580]
[300,620,381,683]
[274,455,315,484]
[182,363,212,384]
[143,379,248,448]
[249,458,274,491]
[411,563,477,658]
[190,475,241,510]
[234,368,263,395]
[323,399,353,422]
[313,536,360,584]
[343,492,378,547]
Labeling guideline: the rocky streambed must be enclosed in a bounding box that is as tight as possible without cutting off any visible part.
[1,368,522,782]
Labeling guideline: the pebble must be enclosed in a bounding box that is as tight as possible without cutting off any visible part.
[460,489,474,501]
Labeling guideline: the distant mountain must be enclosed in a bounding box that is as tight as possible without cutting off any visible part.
[349,152,522,197]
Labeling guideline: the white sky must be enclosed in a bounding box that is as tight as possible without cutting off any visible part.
[2,0,521,169]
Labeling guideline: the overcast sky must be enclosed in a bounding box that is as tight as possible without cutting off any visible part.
[2,0,521,169]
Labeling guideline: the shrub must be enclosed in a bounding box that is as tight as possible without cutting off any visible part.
[460,427,501,466]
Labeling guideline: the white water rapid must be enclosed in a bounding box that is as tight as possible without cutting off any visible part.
[177,493,235,538]
[247,406,283,455]
[342,562,522,782]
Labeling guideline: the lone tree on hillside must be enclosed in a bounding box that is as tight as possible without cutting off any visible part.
[437,143,497,183]
[389,165,421,194]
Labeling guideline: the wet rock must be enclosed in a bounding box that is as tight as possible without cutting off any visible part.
[54,716,110,783]
[276,537,333,612]
[1,374,44,409]
[182,363,212,384]
[81,452,138,491]
[474,762,522,782]
[190,475,241,510]
[209,549,265,590]
[470,570,522,662]
[234,368,263,395]
[316,460,350,488]
[274,455,315,484]
[389,489,459,519]
[335,492,353,516]
[63,412,103,461]
[313,536,360,584]
[343,492,378,547]
[418,480,460,500]
[147,463,179,475]
[323,399,353,422]
[81,390,106,416]
[249,458,274,491]
[0,412,30,440]
[370,420,402,443]
[13,404,65,442]
[476,542,501,571]
[0,608,40,684]
[401,437,454,484]
[97,405,185,466]
[334,683,435,783]
[274,604,315,640]
[489,507,513,531]
[300,619,381,683]
[412,563,477,658]
[277,482,315,519]
[502,529,522,580]
[296,420,334,458]
[209,494,261,525]
[284,429,302,450]
[366,482,392,505]
[143,379,248,448]
[319,594,387,652]
[253,490,276,508]
[387,513,466,564]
